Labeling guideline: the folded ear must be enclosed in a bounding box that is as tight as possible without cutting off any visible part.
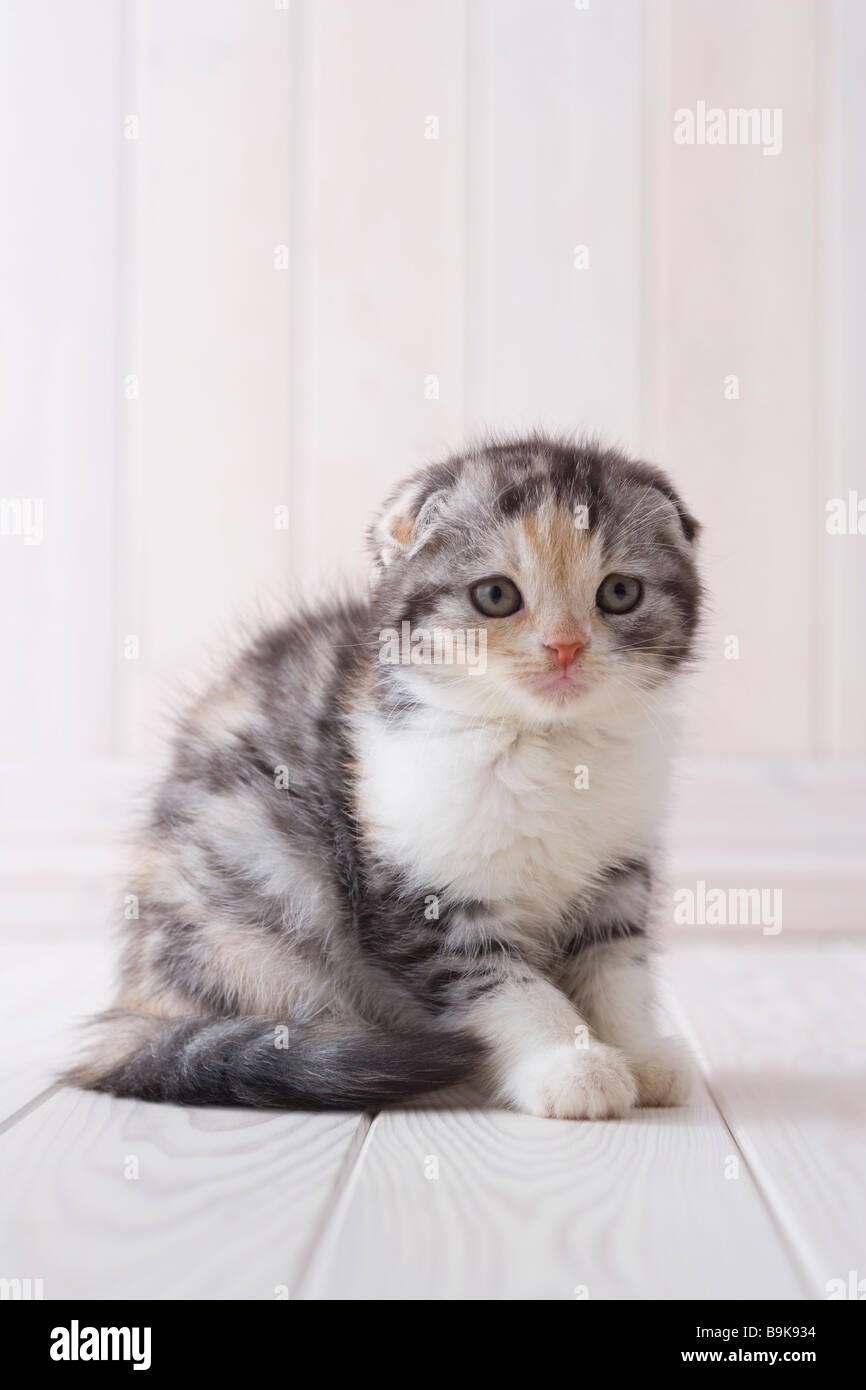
[369,482,449,572]
[650,478,700,544]
[628,460,700,545]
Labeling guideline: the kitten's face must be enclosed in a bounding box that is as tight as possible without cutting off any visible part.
[369,437,702,728]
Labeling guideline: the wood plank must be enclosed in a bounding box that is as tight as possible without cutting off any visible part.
[666,939,866,1297]
[0,1087,367,1300]
[298,1079,806,1300]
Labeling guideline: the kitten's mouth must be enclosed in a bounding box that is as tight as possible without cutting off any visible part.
[533,669,591,700]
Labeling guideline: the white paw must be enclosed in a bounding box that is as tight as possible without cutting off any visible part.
[631,1036,694,1108]
[504,1041,638,1120]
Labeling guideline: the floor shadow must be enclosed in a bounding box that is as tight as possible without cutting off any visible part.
[707,1067,866,1121]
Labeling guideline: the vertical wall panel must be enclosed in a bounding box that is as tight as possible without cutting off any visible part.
[290,0,468,586]
[816,0,866,755]
[0,0,120,760]
[643,0,818,755]
[467,0,643,447]
[120,0,295,758]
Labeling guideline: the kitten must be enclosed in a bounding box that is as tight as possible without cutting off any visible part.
[69,433,702,1119]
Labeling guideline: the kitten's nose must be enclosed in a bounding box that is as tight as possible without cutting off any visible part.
[545,639,585,670]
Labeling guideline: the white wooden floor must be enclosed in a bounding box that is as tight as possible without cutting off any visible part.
[2,917,864,1300]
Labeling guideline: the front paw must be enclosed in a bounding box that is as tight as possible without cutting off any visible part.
[504,1041,638,1120]
[631,1036,694,1108]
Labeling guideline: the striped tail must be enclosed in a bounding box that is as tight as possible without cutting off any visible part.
[64,1010,485,1109]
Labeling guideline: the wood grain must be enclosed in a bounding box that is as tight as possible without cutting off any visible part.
[0,1086,368,1299]
[667,938,866,1299]
[298,1078,806,1300]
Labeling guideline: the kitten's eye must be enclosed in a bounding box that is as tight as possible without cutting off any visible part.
[470,576,523,618]
[596,574,643,615]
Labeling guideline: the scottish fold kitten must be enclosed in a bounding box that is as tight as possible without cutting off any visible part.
[70,433,702,1119]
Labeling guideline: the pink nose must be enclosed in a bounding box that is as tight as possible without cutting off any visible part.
[545,639,585,670]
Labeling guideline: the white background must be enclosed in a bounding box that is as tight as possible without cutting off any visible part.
[1,0,864,916]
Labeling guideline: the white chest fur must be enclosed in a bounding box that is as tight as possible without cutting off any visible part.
[355,705,671,924]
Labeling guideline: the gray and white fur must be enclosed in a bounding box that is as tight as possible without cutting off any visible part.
[68,433,702,1118]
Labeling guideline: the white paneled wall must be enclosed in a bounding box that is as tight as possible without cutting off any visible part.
[292,0,469,586]
[821,0,866,755]
[2,0,864,796]
[116,0,296,757]
[466,0,642,445]
[0,1,121,762]
[650,0,819,756]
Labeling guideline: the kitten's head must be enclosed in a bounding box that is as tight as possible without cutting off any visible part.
[368,434,702,727]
